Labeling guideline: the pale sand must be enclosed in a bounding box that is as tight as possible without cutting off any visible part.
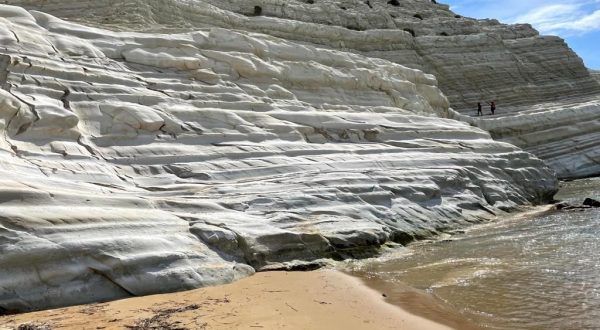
[0,270,465,330]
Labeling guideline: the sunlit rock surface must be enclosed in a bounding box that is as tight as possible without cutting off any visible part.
[452,97,600,179]
[6,0,599,110]
[7,0,600,178]
[592,70,600,83]
[0,4,558,311]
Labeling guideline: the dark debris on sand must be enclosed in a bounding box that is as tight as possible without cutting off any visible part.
[15,323,53,330]
[125,304,206,330]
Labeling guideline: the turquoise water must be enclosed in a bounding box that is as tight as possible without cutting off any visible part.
[353,178,600,329]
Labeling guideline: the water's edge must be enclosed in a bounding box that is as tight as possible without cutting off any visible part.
[343,205,556,329]
[348,270,484,330]
[344,177,600,329]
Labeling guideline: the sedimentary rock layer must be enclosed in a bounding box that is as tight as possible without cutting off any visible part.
[0,5,557,312]
[7,0,600,178]
[592,70,600,83]
[5,0,599,111]
[452,97,600,179]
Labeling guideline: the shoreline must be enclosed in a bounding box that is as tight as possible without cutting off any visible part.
[0,270,470,330]
[339,205,559,330]
[0,207,558,330]
[350,271,483,330]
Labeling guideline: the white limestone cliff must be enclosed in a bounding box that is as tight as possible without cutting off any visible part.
[0,4,557,312]
[451,97,600,179]
[7,0,600,178]
[6,0,598,109]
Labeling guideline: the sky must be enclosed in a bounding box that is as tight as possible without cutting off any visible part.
[441,0,600,69]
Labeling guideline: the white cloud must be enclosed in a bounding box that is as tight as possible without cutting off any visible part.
[509,1,600,35]
[546,10,600,33]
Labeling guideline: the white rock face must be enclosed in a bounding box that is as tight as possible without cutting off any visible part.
[0,4,557,311]
[7,0,600,178]
[452,97,600,179]
[6,0,599,110]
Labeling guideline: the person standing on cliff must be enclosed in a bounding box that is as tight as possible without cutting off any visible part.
[488,101,496,115]
[477,102,483,116]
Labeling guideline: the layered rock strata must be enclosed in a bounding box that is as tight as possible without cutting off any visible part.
[0,5,557,311]
[592,70,600,83]
[5,0,599,110]
[6,0,600,178]
[452,97,600,179]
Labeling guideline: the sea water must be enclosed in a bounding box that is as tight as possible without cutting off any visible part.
[352,177,600,329]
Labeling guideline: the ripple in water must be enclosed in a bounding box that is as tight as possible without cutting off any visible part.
[353,178,600,329]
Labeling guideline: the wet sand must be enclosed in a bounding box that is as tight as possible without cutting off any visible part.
[354,271,483,330]
[0,270,471,330]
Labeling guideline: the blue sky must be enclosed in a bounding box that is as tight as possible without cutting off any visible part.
[441,0,600,69]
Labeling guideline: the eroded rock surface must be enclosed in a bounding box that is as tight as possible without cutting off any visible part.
[6,0,599,110]
[0,4,557,311]
[6,0,600,178]
[592,70,600,83]
[452,96,600,179]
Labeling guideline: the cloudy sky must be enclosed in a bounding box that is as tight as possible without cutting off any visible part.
[442,0,600,69]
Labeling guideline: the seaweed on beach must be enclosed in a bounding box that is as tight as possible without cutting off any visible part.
[125,304,205,330]
[15,323,52,330]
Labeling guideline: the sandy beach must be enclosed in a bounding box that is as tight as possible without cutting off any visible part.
[0,270,476,330]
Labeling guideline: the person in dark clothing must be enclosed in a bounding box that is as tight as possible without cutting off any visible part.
[488,101,496,115]
[477,102,483,116]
